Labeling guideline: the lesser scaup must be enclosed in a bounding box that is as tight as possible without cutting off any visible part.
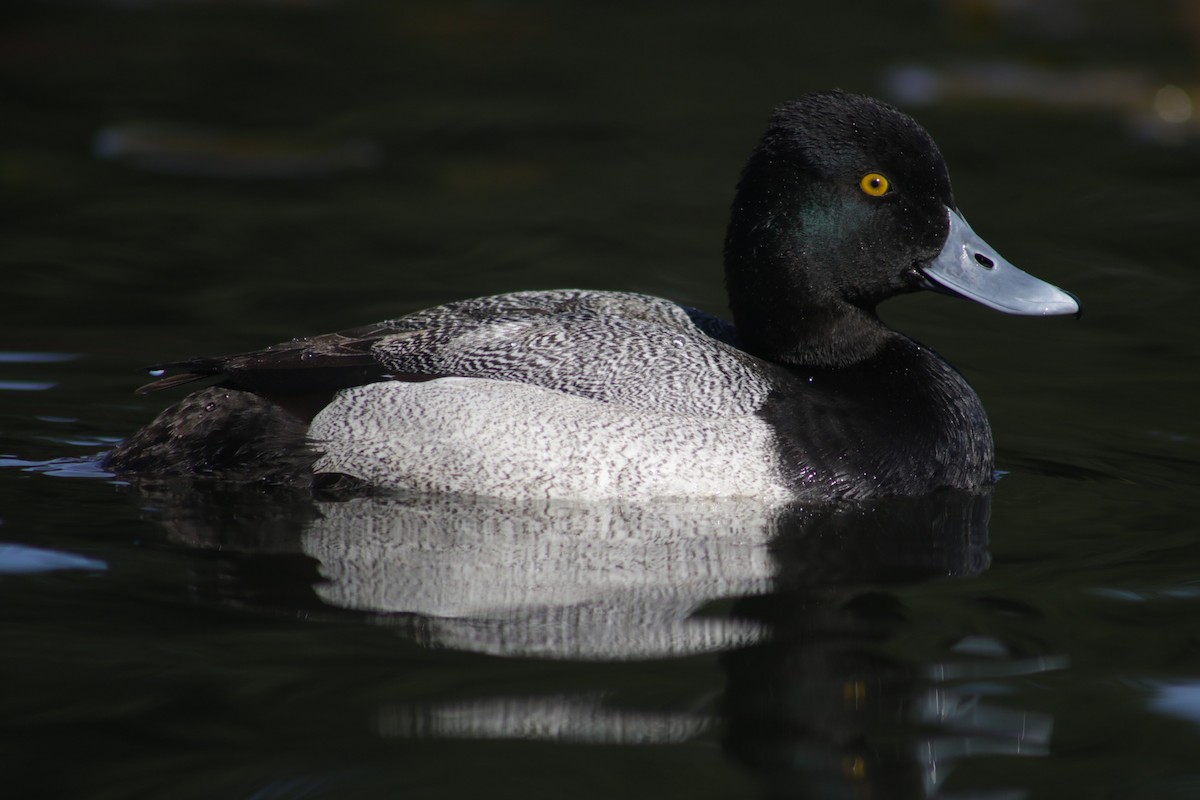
[106,91,1079,502]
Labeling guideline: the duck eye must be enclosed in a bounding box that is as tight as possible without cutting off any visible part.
[859,172,891,197]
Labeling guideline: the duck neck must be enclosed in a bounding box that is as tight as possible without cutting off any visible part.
[756,300,894,368]
[723,202,893,368]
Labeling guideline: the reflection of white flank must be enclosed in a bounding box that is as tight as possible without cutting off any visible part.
[376,693,712,745]
[418,609,765,661]
[303,494,779,659]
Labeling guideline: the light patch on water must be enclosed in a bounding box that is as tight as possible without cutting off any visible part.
[0,352,78,364]
[924,654,1070,681]
[0,381,57,391]
[0,456,115,479]
[1091,584,1200,603]
[0,543,107,575]
[1150,682,1200,726]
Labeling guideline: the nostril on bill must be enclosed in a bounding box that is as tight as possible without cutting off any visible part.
[973,252,995,269]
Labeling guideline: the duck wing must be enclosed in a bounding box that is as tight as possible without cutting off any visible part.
[136,290,770,419]
[368,290,771,417]
[136,322,402,396]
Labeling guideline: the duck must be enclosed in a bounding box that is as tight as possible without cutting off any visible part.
[105,90,1079,503]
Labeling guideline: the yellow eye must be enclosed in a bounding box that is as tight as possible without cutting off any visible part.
[859,172,890,197]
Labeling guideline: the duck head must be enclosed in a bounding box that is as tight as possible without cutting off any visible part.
[723,90,1078,368]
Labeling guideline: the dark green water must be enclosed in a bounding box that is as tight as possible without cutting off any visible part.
[3,2,1200,798]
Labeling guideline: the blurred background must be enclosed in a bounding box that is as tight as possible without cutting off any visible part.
[2,1,1200,798]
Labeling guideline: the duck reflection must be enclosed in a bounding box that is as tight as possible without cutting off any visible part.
[140,483,1059,797]
[304,494,780,660]
[721,492,1058,798]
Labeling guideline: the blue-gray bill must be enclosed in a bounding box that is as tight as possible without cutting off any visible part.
[921,208,1080,316]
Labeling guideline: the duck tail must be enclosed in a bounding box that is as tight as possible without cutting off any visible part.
[135,359,226,394]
